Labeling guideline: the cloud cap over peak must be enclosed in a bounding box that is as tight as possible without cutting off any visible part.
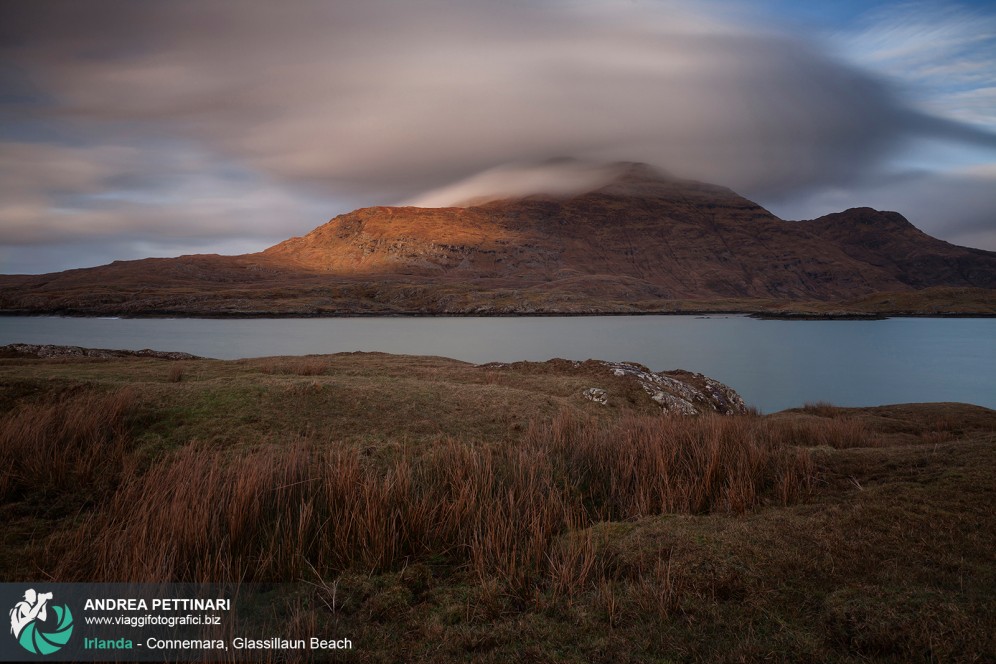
[1,0,996,272]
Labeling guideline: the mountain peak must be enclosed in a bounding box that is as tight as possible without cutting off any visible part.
[802,207,922,237]
[587,162,738,202]
[605,161,673,183]
[818,207,912,226]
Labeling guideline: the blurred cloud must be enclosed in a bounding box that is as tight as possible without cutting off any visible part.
[0,238,275,276]
[835,1,996,129]
[0,140,340,246]
[1,0,995,272]
[408,160,640,207]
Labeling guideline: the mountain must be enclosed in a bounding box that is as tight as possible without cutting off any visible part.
[1,164,994,316]
[800,207,996,290]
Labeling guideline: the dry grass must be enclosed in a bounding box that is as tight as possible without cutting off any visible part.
[257,357,330,376]
[767,415,874,448]
[0,388,134,501]
[800,401,842,417]
[2,356,992,661]
[167,363,185,382]
[775,402,990,448]
[541,412,815,517]
[52,410,816,593]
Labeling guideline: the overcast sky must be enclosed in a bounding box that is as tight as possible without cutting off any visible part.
[1,0,995,274]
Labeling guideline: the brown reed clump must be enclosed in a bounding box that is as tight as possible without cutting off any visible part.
[800,401,842,418]
[0,388,134,501]
[167,363,185,382]
[767,416,873,449]
[53,411,817,592]
[539,412,816,518]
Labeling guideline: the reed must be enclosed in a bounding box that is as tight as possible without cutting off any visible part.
[167,363,185,382]
[0,388,134,501]
[53,410,817,592]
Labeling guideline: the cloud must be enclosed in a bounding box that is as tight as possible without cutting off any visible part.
[835,1,996,129]
[408,159,639,207]
[0,238,272,276]
[0,140,336,246]
[6,1,995,195]
[1,0,995,272]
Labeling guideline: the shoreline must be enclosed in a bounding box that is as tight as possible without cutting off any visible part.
[2,344,993,412]
[2,309,996,320]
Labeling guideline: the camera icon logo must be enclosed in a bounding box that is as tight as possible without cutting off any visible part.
[9,589,74,655]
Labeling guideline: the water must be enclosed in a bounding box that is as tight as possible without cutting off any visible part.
[0,315,993,413]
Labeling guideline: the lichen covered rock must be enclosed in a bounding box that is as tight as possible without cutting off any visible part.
[582,387,608,405]
[600,361,747,415]
[479,357,748,416]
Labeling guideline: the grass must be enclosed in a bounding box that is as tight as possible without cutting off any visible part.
[0,387,134,503]
[167,362,185,382]
[47,411,812,588]
[0,351,993,662]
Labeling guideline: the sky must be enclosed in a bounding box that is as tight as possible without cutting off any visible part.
[1,0,995,274]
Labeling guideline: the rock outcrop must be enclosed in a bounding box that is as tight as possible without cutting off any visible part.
[481,357,748,415]
[0,344,199,360]
[599,361,747,415]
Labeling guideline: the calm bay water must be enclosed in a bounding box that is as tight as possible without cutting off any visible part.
[0,315,993,413]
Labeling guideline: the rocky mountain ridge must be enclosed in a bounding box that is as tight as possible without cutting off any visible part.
[1,165,993,315]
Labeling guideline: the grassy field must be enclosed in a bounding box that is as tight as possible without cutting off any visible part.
[1,351,993,662]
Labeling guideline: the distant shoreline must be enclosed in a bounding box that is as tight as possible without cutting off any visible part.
[1,309,995,320]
